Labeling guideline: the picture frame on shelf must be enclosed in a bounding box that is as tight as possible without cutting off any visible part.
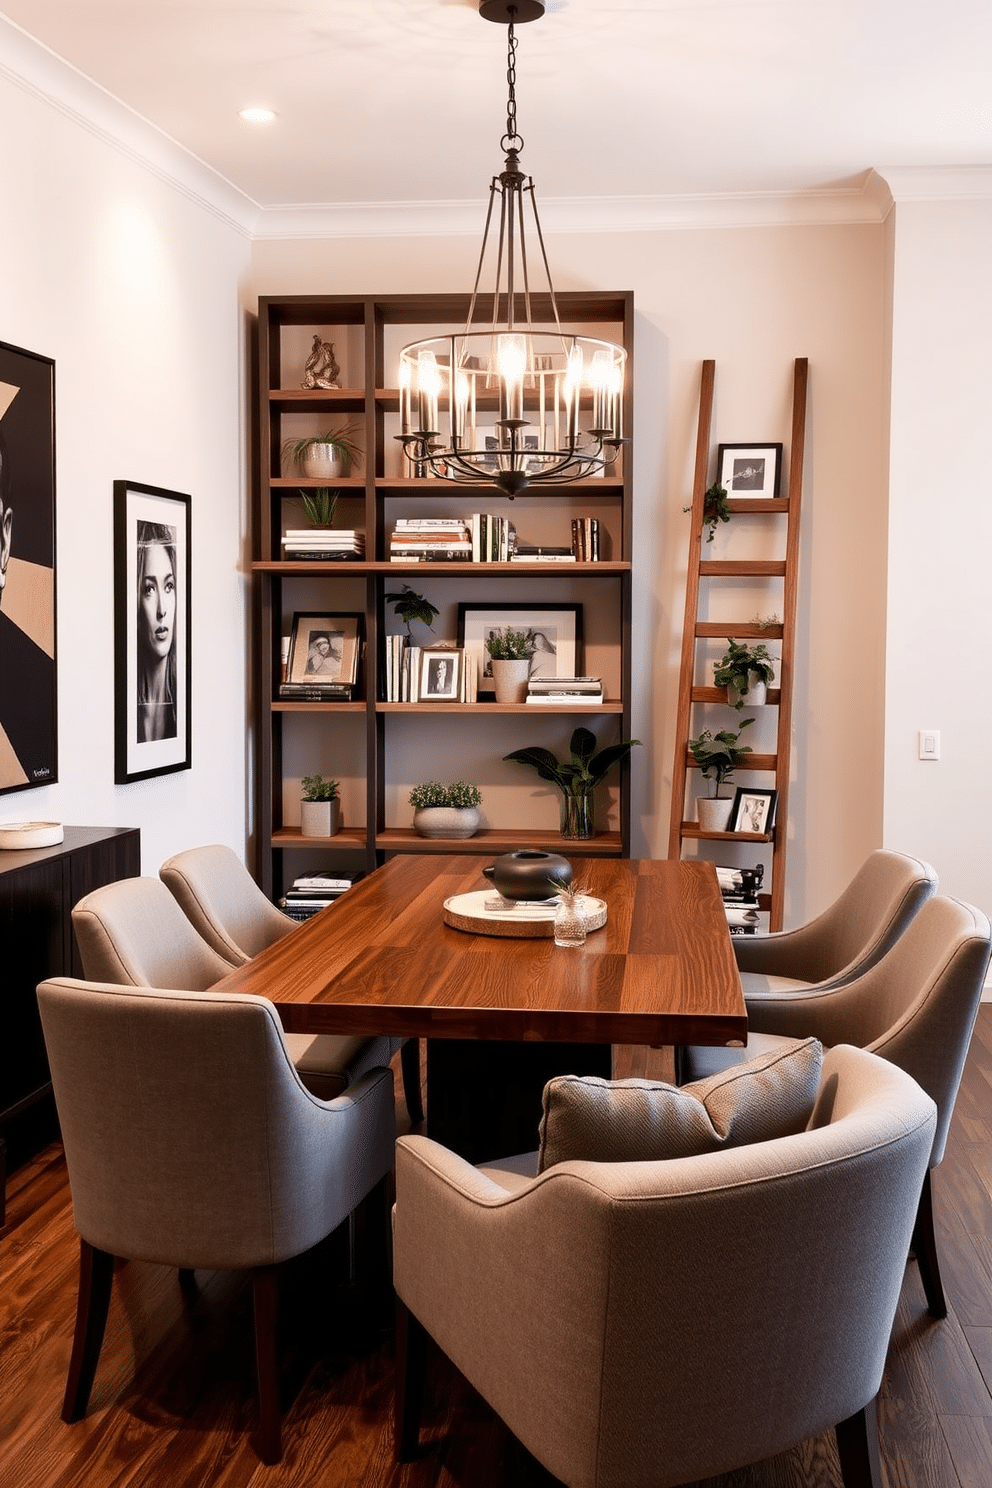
[287,612,362,687]
[716,443,783,500]
[458,602,582,696]
[419,647,463,701]
[0,339,58,795]
[114,479,192,784]
[730,787,778,835]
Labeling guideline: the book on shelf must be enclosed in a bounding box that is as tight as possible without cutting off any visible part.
[510,552,577,563]
[526,690,604,704]
[389,549,473,562]
[291,870,362,890]
[570,516,601,561]
[527,676,603,693]
[278,681,355,700]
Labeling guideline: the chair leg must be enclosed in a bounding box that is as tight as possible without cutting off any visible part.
[62,1240,115,1421]
[251,1266,282,1465]
[394,1297,427,1461]
[835,1400,883,1488]
[401,1039,424,1125]
[912,1168,947,1318]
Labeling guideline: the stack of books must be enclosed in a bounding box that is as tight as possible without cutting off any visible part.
[471,513,515,562]
[279,869,363,922]
[281,528,365,561]
[526,676,604,705]
[716,864,764,936]
[390,518,472,562]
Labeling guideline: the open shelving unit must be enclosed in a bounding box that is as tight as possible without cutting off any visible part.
[252,292,634,899]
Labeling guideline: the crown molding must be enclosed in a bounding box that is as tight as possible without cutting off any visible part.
[875,165,992,202]
[0,14,260,238]
[253,176,894,241]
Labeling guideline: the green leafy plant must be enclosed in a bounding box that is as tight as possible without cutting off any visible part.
[298,487,340,525]
[504,726,641,795]
[385,584,439,637]
[485,626,534,661]
[409,780,482,810]
[282,423,363,473]
[301,773,339,802]
[688,719,754,796]
[713,639,777,708]
[684,480,730,543]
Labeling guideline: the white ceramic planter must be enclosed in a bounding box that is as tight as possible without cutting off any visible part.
[413,807,480,840]
[727,671,768,709]
[301,444,347,480]
[300,798,341,838]
[696,794,734,833]
[490,657,531,704]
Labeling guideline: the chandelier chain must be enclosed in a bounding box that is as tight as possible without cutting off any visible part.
[501,19,523,154]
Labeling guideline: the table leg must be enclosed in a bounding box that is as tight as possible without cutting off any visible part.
[425,1039,612,1164]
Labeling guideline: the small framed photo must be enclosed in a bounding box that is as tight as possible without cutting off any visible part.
[458,603,582,695]
[114,479,192,784]
[730,787,778,836]
[287,613,362,687]
[419,647,463,701]
[717,443,783,500]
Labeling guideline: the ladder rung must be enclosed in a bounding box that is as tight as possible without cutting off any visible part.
[699,561,787,577]
[695,623,784,640]
[678,822,776,842]
[686,753,777,772]
[692,687,782,705]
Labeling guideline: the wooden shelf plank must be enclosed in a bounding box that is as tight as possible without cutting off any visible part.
[699,560,787,577]
[252,560,631,576]
[691,686,782,705]
[271,828,368,849]
[694,622,784,640]
[376,700,624,714]
[374,827,623,856]
[678,822,775,842]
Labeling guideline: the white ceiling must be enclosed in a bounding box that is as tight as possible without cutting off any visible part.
[2,0,991,213]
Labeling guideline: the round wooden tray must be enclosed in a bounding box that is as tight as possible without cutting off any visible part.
[0,821,64,850]
[442,890,608,939]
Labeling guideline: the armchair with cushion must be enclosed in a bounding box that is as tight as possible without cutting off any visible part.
[37,976,396,1463]
[683,893,992,1318]
[71,875,395,1102]
[158,844,423,1122]
[393,1042,936,1488]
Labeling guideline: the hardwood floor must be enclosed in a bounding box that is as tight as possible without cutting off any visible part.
[3,1016,992,1487]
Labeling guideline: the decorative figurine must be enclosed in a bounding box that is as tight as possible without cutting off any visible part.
[302,335,340,389]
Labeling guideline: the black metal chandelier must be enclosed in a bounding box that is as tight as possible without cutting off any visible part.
[397,0,627,498]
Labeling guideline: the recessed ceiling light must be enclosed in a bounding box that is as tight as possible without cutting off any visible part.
[238,106,277,124]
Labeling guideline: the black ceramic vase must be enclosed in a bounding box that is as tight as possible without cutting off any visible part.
[482,849,573,902]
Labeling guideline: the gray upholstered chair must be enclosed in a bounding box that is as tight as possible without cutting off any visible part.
[37,976,396,1463]
[393,1044,936,1488]
[158,844,424,1123]
[71,875,394,1103]
[683,894,992,1318]
[733,847,937,996]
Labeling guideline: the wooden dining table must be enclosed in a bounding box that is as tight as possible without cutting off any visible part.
[214,853,747,1161]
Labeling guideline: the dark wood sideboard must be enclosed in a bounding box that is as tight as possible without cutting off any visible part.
[0,824,141,1219]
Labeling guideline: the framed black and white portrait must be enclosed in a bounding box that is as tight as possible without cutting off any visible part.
[0,340,57,795]
[457,602,582,695]
[114,480,192,783]
[286,613,362,688]
[730,787,778,836]
[419,647,463,701]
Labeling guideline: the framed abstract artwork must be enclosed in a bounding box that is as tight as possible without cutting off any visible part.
[114,480,192,783]
[0,340,57,795]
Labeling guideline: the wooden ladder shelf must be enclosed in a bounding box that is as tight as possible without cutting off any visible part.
[668,357,808,931]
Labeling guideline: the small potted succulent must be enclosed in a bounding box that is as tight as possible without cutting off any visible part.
[688,720,754,832]
[484,626,534,704]
[297,487,340,526]
[283,424,363,480]
[300,773,341,838]
[410,780,483,839]
[713,639,777,709]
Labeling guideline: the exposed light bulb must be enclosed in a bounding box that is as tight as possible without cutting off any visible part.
[238,106,277,124]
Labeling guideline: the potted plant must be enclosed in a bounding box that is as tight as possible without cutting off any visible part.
[300,773,341,838]
[409,780,483,839]
[297,487,340,526]
[504,726,641,840]
[283,424,363,481]
[713,638,776,709]
[688,719,754,831]
[485,626,534,704]
[685,480,730,544]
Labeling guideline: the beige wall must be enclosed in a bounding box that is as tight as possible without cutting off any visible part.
[251,223,889,924]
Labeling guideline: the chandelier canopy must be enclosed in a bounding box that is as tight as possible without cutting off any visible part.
[397,2,627,498]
